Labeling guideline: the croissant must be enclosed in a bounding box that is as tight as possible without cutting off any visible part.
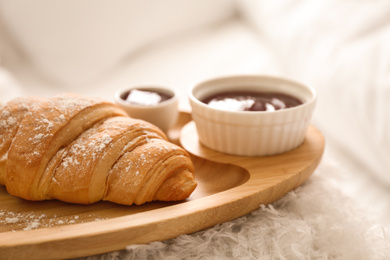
[0,93,196,205]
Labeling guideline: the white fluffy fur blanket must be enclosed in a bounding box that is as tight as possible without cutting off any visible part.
[79,155,390,259]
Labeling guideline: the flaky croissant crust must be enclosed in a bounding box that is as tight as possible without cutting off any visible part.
[0,93,196,205]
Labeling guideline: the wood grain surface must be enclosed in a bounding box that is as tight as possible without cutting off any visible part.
[0,112,325,260]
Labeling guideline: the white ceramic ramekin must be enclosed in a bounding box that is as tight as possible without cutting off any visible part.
[114,86,179,133]
[188,75,317,156]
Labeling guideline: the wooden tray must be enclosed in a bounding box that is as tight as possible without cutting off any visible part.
[0,112,325,259]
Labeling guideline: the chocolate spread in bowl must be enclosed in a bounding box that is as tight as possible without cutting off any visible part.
[121,89,173,106]
[201,91,303,112]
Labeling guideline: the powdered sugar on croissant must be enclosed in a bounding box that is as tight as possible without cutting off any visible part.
[0,93,196,205]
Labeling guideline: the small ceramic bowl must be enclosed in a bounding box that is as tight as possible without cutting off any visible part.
[188,75,317,156]
[114,86,179,133]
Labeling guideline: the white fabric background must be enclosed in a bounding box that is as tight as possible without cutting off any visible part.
[0,0,235,86]
[238,0,390,188]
